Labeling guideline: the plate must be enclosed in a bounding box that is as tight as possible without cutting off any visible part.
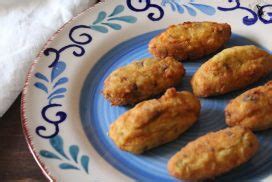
[21,0,272,181]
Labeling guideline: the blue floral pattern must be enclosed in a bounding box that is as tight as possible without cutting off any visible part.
[40,135,90,173]
[126,0,164,21]
[218,0,272,25]
[33,4,137,140]
[90,5,137,33]
[34,61,68,139]
[34,4,137,175]
[161,0,216,16]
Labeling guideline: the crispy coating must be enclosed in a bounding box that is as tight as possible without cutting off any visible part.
[109,88,200,154]
[191,45,272,97]
[148,21,231,61]
[225,81,272,131]
[103,57,185,105]
[168,126,259,181]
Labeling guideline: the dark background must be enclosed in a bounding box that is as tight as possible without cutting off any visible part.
[0,96,46,181]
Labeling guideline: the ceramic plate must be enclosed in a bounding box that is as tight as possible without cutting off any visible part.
[21,0,272,181]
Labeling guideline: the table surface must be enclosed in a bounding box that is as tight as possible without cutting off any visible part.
[0,96,46,181]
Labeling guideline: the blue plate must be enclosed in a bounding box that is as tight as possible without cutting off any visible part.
[23,1,272,181]
[80,30,272,182]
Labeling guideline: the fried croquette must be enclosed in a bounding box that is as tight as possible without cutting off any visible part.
[109,88,200,154]
[191,45,272,97]
[168,126,259,181]
[103,57,185,105]
[225,81,272,131]
[148,21,231,61]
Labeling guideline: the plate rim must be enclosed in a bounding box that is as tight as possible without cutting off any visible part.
[20,1,105,181]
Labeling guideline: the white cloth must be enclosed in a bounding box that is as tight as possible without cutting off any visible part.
[0,0,97,117]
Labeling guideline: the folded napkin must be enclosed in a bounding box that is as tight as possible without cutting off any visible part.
[0,0,97,117]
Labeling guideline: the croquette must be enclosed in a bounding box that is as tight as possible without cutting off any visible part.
[191,45,272,97]
[225,81,272,131]
[103,57,185,105]
[149,21,231,61]
[168,126,259,181]
[109,88,200,154]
